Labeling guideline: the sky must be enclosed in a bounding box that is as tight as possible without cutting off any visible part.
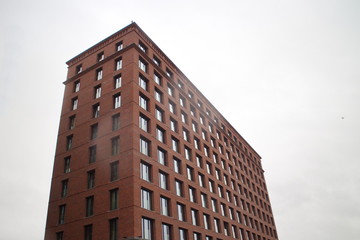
[0,0,359,239]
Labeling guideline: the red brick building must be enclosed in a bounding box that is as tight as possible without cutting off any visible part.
[44,22,278,240]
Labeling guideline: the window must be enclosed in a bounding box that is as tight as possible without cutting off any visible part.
[140,161,151,182]
[162,223,171,240]
[64,156,71,173]
[218,185,224,198]
[192,121,197,133]
[204,145,209,157]
[69,115,76,130]
[96,68,103,80]
[160,196,170,216]
[179,228,187,240]
[109,218,118,240]
[109,188,118,210]
[189,187,196,203]
[184,147,191,161]
[111,137,119,155]
[175,180,183,196]
[224,222,230,236]
[202,130,207,141]
[139,41,148,53]
[112,113,120,131]
[66,135,73,150]
[155,107,163,122]
[167,84,174,96]
[154,72,161,85]
[182,128,189,142]
[139,94,148,110]
[141,188,152,210]
[196,155,203,168]
[92,103,100,118]
[156,126,165,143]
[89,146,96,163]
[209,180,215,193]
[116,41,123,51]
[186,166,194,181]
[171,137,179,152]
[61,179,68,198]
[139,114,149,132]
[203,214,210,230]
[56,232,63,240]
[114,94,121,109]
[159,172,168,190]
[179,95,185,107]
[76,64,82,73]
[139,75,148,91]
[178,80,184,89]
[84,224,92,240]
[71,97,78,110]
[194,137,200,150]
[166,68,173,79]
[90,124,98,140]
[214,218,220,233]
[139,58,147,72]
[199,115,204,125]
[170,118,177,132]
[177,203,185,221]
[191,209,198,226]
[193,233,201,240]
[173,158,181,173]
[110,161,119,181]
[115,58,122,70]
[86,196,94,217]
[211,198,218,212]
[190,105,196,117]
[206,162,212,174]
[74,80,80,92]
[140,137,150,156]
[220,203,226,216]
[97,52,104,61]
[87,170,95,189]
[142,218,152,240]
[198,174,205,187]
[169,101,176,114]
[205,236,212,240]
[114,75,122,89]
[155,88,162,103]
[58,205,66,224]
[153,55,161,66]
[158,148,166,165]
[188,91,193,99]
[201,193,208,208]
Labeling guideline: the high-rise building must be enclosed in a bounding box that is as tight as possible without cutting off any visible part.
[45,22,278,240]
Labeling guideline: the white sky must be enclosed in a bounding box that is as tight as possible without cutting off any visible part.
[0,0,359,239]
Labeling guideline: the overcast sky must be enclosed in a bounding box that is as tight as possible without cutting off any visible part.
[1,0,359,239]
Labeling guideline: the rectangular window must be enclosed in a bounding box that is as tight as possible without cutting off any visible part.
[58,205,66,224]
[211,198,218,212]
[156,127,165,143]
[179,95,185,107]
[168,101,176,114]
[142,218,152,240]
[166,68,173,79]
[76,64,82,74]
[175,180,183,196]
[182,128,189,142]
[64,156,71,173]
[139,75,148,91]
[203,214,210,230]
[68,115,76,130]
[191,209,198,226]
[193,233,201,240]
[160,196,170,216]
[155,107,163,122]
[90,124,98,140]
[96,68,103,80]
[167,84,174,96]
[66,135,73,150]
[189,187,196,203]
[139,94,148,110]
[192,121,197,133]
[110,161,119,181]
[110,189,118,210]
[115,58,122,70]
[140,137,150,156]
[114,75,122,89]
[89,145,96,163]
[162,223,171,240]
[201,193,208,208]
[87,170,95,189]
[155,88,162,103]
[140,161,151,182]
[154,72,161,85]
[111,137,119,155]
[196,155,202,168]
[177,203,185,221]
[214,218,220,233]
[139,58,148,72]
[94,85,101,99]
[116,41,123,51]
[56,232,63,240]
[181,112,187,124]
[109,218,118,240]
[186,166,194,181]
[157,148,167,165]
[184,147,191,161]
[171,137,179,152]
[61,179,68,198]
[159,172,168,190]
[179,228,187,240]
[71,98,78,110]
[141,188,152,210]
[153,55,161,66]
[74,80,80,92]
[86,196,94,217]
[112,113,120,131]
[114,94,121,109]
[173,158,181,173]
[139,41,148,53]
[97,52,104,62]
[139,114,149,132]
[170,118,177,132]
[84,224,92,240]
[198,174,205,187]
[92,103,100,118]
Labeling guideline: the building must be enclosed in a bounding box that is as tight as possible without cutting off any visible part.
[44,22,278,240]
